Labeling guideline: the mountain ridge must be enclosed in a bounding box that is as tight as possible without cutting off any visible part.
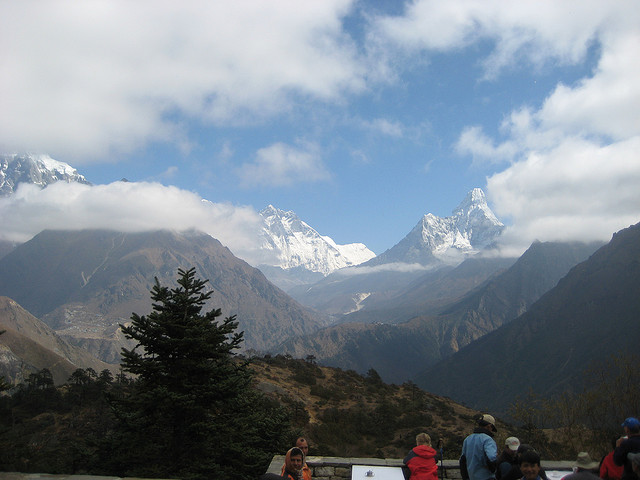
[414,221,640,415]
[0,229,324,362]
[288,187,507,317]
[277,239,602,382]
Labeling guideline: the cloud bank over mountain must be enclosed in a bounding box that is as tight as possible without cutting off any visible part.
[0,181,263,262]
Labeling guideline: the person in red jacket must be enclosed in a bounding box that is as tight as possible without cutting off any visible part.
[404,432,439,480]
[601,438,624,480]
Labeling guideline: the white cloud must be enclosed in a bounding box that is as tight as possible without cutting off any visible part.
[429,2,640,252]
[362,118,404,137]
[370,0,612,78]
[0,0,363,161]
[0,181,266,262]
[536,32,640,140]
[217,142,234,164]
[455,126,518,165]
[488,136,640,249]
[333,262,435,276]
[350,149,371,165]
[156,166,179,180]
[482,27,640,250]
[238,142,331,187]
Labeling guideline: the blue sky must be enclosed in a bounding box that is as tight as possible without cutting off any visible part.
[1,1,639,262]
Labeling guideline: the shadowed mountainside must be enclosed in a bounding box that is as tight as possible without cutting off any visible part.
[277,240,602,382]
[415,222,640,415]
[339,256,517,324]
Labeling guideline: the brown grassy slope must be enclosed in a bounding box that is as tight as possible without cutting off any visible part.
[248,355,517,459]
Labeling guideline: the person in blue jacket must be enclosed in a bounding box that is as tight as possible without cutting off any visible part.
[460,414,499,480]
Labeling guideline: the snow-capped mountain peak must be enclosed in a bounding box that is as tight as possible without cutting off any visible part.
[258,205,375,276]
[0,153,91,196]
[448,187,504,248]
[453,187,500,225]
[366,188,504,266]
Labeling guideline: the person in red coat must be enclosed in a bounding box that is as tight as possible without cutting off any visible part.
[601,438,624,480]
[404,432,439,480]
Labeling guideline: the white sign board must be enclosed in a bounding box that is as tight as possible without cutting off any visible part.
[546,471,571,480]
[352,465,406,480]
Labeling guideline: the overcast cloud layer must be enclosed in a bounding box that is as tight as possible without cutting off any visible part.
[1,0,639,261]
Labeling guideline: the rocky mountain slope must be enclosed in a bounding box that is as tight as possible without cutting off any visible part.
[0,239,17,260]
[415,221,640,415]
[277,240,602,382]
[0,296,114,385]
[0,229,323,362]
[338,256,517,324]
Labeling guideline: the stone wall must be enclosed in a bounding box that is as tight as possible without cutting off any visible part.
[0,457,574,480]
[266,456,574,480]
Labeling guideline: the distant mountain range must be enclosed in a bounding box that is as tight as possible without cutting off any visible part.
[414,221,640,415]
[0,153,375,287]
[287,188,507,317]
[256,189,504,292]
[277,240,602,381]
[0,153,507,298]
[0,229,323,363]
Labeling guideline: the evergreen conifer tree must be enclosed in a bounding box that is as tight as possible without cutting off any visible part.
[109,267,291,480]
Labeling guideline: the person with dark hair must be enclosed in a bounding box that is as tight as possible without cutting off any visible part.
[601,437,625,480]
[460,414,499,480]
[501,445,548,480]
[614,417,640,480]
[282,447,305,480]
[404,432,438,480]
[519,450,543,480]
[562,452,600,480]
[296,437,309,456]
[295,437,312,480]
[281,438,312,480]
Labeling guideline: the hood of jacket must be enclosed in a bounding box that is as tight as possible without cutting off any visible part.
[414,444,438,458]
[284,447,304,475]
